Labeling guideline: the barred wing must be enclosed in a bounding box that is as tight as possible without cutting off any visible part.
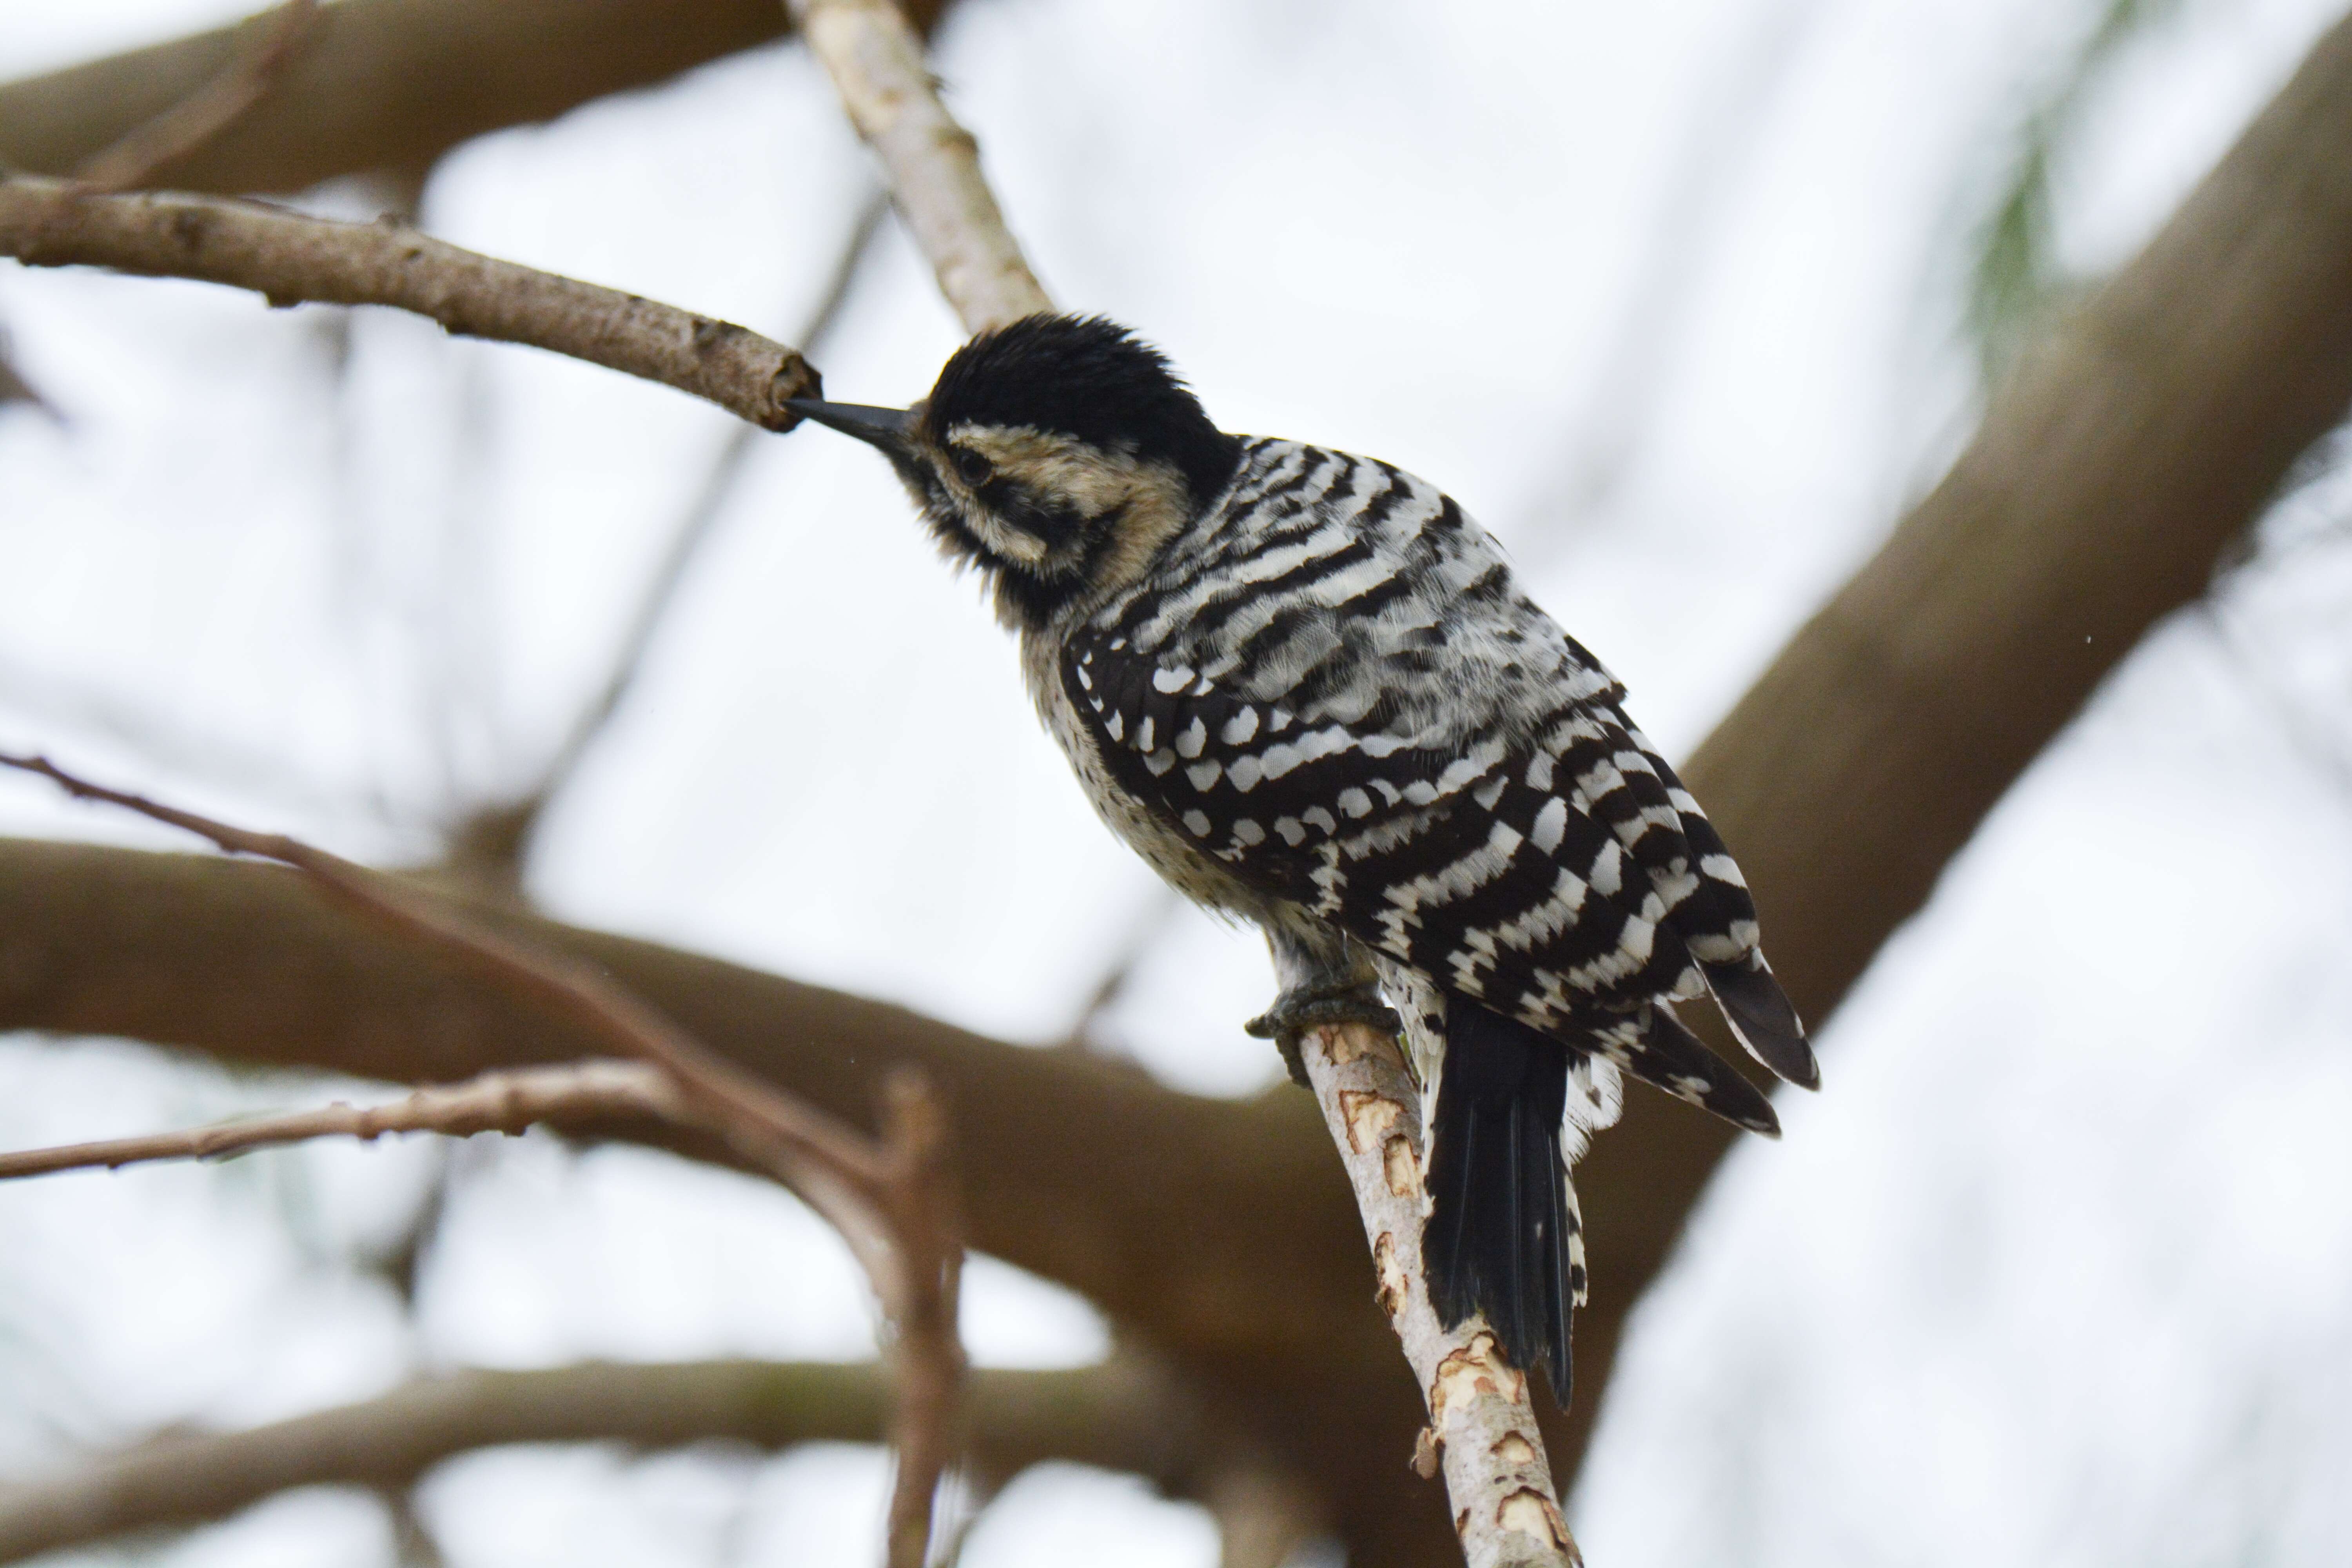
[1061,627,1815,1127]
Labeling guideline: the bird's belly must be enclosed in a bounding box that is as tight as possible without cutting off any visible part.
[1023,630,1263,915]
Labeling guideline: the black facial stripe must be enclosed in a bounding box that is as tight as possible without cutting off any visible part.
[999,484,1088,551]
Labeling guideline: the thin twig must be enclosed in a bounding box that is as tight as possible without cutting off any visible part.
[0,176,820,430]
[0,1061,676,1182]
[461,185,896,877]
[787,0,1051,334]
[0,751,868,1199]
[0,750,965,1566]
[73,0,321,194]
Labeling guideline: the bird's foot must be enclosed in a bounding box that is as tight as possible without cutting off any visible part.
[1245,982,1402,1088]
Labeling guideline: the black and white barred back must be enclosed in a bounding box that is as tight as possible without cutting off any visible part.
[1036,438,1816,1395]
[788,315,1816,1406]
[1049,438,1810,1106]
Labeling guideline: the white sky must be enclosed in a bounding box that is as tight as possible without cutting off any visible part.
[2,0,2350,1564]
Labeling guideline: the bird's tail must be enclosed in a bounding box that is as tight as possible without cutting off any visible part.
[1423,997,1592,1405]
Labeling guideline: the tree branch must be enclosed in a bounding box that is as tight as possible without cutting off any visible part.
[0,835,1365,1361]
[0,1356,1201,1565]
[0,1060,677,1181]
[1300,1025,1577,1568]
[0,0,951,198]
[789,0,1052,332]
[0,175,820,429]
[0,753,965,1568]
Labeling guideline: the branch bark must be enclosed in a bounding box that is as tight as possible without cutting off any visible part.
[0,1061,677,1181]
[789,0,1051,331]
[1301,1024,1577,1568]
[0,0,949,198]
[0,175,819,428]
[0,1357,1200,1565]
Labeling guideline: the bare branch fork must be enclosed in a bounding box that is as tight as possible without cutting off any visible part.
[0,752,963,1568]
[784,4,1576,1561]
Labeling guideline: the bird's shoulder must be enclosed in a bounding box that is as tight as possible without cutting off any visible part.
[1078,437,1620,745]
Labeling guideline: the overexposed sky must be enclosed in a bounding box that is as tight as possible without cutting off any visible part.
[3,0,2350,1564]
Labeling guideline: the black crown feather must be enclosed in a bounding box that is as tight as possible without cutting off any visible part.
[924,314,1242,506]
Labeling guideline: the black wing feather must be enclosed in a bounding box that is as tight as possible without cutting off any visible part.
[1063,623,1808,1127]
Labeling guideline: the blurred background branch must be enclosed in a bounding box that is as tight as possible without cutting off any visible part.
[0,0,955,197]
[0,752,970,1568]
[0,1356,1203,1564]
[71,0,321,194]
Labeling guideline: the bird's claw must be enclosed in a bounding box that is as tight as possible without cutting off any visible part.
[1245,983,1403,1088]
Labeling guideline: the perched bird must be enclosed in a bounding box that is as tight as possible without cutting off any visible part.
[789,314,1817,1404]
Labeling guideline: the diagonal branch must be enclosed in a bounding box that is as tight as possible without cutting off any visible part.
[0,751,872,1199]
[1301,1024,1580,1568]
[789,0,1053,333]
[0,175,819,430]
[1552,4,2352,1484]
[0,751,964,1568]
[525,187,889,809]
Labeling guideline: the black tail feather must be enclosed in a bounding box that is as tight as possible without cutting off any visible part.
[1426,999,1575,1403]
[1704,956,1820,1089]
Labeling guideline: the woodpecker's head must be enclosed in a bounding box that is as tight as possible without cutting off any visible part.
[790,314,1243,629]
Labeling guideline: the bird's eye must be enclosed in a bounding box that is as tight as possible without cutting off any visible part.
[952,448,994,486]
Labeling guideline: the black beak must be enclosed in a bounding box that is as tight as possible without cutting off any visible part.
[786,398,915,453]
